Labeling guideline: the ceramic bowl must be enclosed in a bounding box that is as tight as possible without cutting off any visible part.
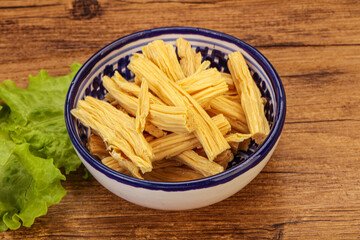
[65,27,286,210]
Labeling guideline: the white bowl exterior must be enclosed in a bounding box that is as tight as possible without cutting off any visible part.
[67,29,285,210]
[77,138,279,210]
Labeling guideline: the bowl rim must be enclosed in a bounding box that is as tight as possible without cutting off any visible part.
[65,26,286,191]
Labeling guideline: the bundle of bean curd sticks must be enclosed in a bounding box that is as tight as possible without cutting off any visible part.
[71,38,270,181]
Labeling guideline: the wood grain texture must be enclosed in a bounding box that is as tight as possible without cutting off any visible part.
[1,0,360,239]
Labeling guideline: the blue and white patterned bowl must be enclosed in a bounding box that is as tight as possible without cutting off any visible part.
[65,27,286,210]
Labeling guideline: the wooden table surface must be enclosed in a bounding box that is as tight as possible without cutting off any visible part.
[1,0,360,239]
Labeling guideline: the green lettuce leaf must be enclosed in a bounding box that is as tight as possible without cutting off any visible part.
[0,140,66,231]
[0,63,82,173]
[0,64,82,231]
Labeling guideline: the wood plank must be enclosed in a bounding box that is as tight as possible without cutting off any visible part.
[1,0,360,239]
